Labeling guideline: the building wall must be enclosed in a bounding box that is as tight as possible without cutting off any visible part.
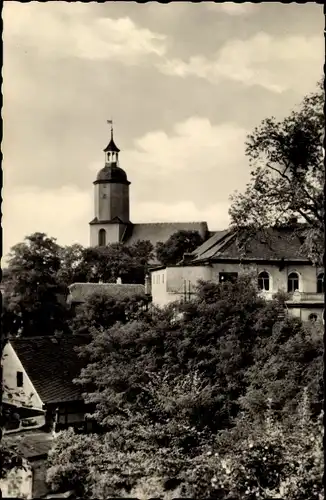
[94,182,129,223]
[0,458,33,499]
[90,222,127,246]
[287,306,324,322]
[210,262,321,295]
[151,266,213,306]
[151,262,324,319]
[2,343,43,409]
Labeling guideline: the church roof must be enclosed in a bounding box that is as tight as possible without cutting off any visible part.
[95,164,129,184]
[191,226,311,263]
[104,137,120,153]
[123,222,209,248]
[68,282,145,304]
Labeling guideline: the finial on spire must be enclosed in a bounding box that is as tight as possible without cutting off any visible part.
[104,119,120,161]
[107,119,113,140]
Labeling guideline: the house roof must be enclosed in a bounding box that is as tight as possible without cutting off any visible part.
[10,335,91,405]
[191,229,230,259]
[68,283,145,304]
[3,431,53,459]
[191,226,310,263]
[123,221,209,248]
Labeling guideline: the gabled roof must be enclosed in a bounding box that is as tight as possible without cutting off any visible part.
[191,226,310,263]
[123,221,209,248]
[10,335,91,405]
[3,431,53,460]
[191,229,230,260]
[68,283,145,304]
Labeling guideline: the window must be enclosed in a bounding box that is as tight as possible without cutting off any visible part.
[157,275,160,285]
[16,371,23,388]
[308,313,318,322]
[162,274,164,284]
[288,272,299,293]
[258,271,270,291]
[219,272,238,284]
[317,273,324,294]
[98,229,106,247]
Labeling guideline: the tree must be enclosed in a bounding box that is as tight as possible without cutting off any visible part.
[47,278,323,498]
[58,244,89,286]
[207,395,324,500]
[156,230,204,266]
[71,290,150,335]
[229,81,324,264]
[239,318,324,420]
[74,276,282,434]
[4,233,70,337]
[68,240,154,285]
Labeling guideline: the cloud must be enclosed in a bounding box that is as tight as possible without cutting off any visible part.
[3,2,167,64]
[206,2,256,16]
[157,33,322,94]
[133,200,231,230]
[2,186,93,258]
[120,117,248,180]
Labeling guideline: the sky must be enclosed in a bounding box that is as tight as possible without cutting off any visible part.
[2,1,324,259]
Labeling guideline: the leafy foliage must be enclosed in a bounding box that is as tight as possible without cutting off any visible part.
[156,230,204,266]
[71,290,150,335]
[229,81,324,264]
[2,233,154,337]
[4,233,70,337]
[75,277,281,432]
[47,276,323,498]
[240,319,324,419]
[0,443,26,480]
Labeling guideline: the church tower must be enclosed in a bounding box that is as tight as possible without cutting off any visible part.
[89,122,131,247]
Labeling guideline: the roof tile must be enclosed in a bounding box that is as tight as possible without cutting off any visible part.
[192,226,310,262]
[10,335,91,405]
[68,283,145,304]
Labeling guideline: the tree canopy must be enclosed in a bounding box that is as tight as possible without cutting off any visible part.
[2,233,154,337]
[156,230,204,266]
[3,233,70,337]
[46,277,323,498]
[229,81,324,264]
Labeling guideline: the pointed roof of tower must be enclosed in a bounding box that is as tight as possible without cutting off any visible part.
[103,121,120,153]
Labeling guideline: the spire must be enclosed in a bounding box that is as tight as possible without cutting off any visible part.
[104,120,120,165]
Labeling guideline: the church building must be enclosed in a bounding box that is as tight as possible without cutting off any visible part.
[89,124,211,252]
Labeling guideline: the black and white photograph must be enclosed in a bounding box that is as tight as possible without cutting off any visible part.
[1,2,324,499]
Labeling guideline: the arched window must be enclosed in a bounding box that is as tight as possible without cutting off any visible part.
[288,272,299,293]
[308,313,318,322]
[98,229,106,247]
[258,271,270,291]
[317,273,324,294]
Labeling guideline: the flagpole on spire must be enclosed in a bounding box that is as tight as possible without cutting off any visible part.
[107,119,113,140]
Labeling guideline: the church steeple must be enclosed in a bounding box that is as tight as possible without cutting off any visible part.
[89,121,130,248]
[103,120,120,165]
